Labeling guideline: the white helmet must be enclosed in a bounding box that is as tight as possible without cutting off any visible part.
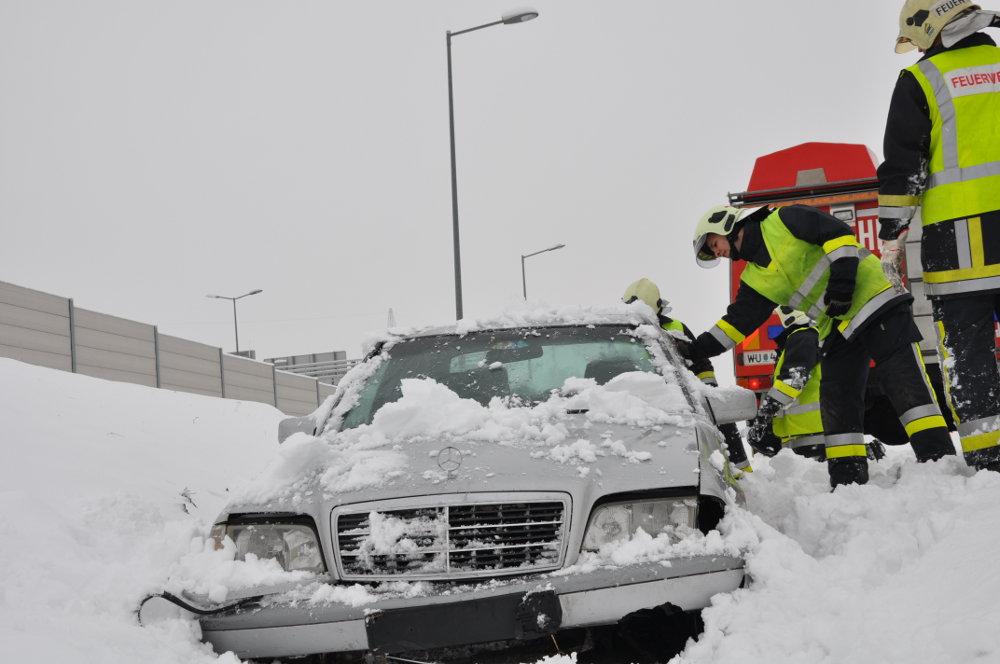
[895,0,979,53]
[692,205,743,268]
[622,278,667,315]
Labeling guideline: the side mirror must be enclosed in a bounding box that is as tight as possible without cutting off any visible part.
[277,415,316,443]
[704,387,758,425]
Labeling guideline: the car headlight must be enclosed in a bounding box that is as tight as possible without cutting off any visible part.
[210,522,327,574]
[581,497,697,551]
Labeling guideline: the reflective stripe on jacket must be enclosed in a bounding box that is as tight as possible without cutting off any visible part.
[739,209,897,341]
[906,44,1000,296]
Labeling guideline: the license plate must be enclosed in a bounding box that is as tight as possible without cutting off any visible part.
[365,590,561,654]
[739,351,776,366]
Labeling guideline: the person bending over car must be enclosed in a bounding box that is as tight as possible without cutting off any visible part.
[689,204,955,488]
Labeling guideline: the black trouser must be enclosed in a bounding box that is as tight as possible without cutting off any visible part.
[932,292,1000,470]
[821,301,955,487]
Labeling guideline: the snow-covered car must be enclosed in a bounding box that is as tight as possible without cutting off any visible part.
[183,307,756,660]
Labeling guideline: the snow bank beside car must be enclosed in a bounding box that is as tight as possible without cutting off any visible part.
[0,358,283,664]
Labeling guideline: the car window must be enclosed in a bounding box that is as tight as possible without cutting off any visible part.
[340,325,679,429]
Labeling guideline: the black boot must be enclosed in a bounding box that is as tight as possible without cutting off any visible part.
[828,457,869,488]
[909,428,956,462]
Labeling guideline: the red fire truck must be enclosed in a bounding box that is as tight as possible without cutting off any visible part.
[725,141,1000,406]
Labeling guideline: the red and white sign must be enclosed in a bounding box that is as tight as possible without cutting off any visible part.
[946,64,1000,98]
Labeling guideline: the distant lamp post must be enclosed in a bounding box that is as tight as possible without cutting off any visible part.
[521,244,565,299]
[447,9,539,320]
[206,289,263,353]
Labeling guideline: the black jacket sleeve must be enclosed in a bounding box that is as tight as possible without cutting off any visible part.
[827,255,860,298]
[777,327,819,379]
[876,68,930,241]
[780,205,860,300]
[778,205,857,248]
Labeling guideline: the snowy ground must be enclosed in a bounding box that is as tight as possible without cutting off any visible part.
[2,356,998,664]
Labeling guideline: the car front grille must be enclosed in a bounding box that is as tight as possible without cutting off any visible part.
[334,498,567,581]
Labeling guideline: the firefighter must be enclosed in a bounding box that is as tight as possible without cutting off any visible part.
[748,307,891,461]
[747,307,825,460]
[689,204,955,488]
[622,278,751,474]
[878,0,1000,472]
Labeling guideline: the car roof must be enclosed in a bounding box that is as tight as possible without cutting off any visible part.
[390,309,656,341]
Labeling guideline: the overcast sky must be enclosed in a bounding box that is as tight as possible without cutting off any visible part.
[2,1,908,374]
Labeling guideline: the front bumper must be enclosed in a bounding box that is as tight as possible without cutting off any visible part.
[199,555,744,659]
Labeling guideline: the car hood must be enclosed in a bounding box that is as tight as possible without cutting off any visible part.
[222,415,705,516]
[351,418,702,502]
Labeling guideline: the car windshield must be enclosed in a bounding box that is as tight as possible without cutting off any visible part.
[341,325,675,429]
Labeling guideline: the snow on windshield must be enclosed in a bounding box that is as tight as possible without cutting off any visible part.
[341,322,678,426]
[222,320,707,509]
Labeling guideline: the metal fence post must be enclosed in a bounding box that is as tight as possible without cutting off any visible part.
[153,326,161,388]
[68,298,77,373]
[272,363,278,407]
[219,348,226,398]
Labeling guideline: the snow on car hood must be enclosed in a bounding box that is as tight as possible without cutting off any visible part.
[225,371,704,512]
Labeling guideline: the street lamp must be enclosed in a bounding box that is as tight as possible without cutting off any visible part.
[206,289,263,354]
[521,243,565,299]
[447,9,539,320]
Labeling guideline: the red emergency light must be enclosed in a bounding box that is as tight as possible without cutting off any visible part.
[739,376,772,392]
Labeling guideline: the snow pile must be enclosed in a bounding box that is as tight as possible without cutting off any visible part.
[3,356,1000,664]
[163,537,316,604]
[0,358,283,663]
[681,448,1000,664]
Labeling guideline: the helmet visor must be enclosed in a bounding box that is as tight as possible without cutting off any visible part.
[895,36,917,53]
[694,235,719,268]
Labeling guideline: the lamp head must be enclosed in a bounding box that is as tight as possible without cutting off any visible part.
[502,9,539,24]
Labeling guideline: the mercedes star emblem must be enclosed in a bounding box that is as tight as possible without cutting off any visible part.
[436,446,463,474]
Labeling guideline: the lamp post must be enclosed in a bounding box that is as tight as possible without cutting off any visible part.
[206,289,263,353]
[521,243,565,299]
[447,9,539,320]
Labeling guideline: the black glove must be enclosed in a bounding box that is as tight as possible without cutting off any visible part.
[756,395,782,419]
[824,293,852,318]
[672,337,693,361]
[688,332,721,362]
[825,256,858,318]
[746,396,782,456]
[747,415,781,457]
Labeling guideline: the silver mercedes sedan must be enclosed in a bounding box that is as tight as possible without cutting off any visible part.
[171,310,755,661]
